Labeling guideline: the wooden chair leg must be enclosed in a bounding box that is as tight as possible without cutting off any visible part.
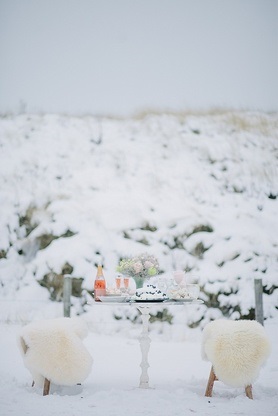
[245,384,253,400]
[205,366,217,397]
[43,378,51,396]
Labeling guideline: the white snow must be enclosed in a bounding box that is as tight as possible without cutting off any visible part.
[0,111,278,414]
[0,315,277,415]
[0,111,277,323]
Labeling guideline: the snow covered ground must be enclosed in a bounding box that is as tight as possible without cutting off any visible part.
[0,314,277,416]
[0,111,277,414]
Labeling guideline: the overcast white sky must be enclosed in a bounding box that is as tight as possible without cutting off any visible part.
[0,0,277,116]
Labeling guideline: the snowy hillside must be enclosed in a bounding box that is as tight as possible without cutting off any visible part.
[0,111,277,324]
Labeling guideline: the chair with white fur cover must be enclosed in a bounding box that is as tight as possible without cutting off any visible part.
[18,317,93,395]
[201,319,271,399]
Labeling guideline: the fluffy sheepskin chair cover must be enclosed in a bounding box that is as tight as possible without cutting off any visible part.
[202,319,271,390]
[19,317,93,391]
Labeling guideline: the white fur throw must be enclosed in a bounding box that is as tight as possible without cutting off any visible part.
[202,319,271,387]
[19,317,93,387]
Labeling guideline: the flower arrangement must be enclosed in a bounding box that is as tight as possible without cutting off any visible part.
[117,253,159,287]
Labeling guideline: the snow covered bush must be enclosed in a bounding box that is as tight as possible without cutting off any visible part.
[0,111,277,325]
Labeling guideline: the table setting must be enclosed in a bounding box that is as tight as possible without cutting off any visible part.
[91,254,203,389]
[95,269,202,305]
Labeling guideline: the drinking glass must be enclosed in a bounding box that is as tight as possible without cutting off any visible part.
[173,270,185,285]
[115,276,121,290]
[123,277,129,293]
[186,284,200,299]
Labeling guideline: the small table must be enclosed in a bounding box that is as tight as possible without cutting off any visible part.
[91,299,203,388]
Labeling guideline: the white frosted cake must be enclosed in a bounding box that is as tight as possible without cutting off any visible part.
[133,284,167,301]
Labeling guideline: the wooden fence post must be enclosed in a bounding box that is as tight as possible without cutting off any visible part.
[63,275,72,317]
[254,278,264,326]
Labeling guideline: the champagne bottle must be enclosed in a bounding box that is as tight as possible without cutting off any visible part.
[94,265,106,301]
